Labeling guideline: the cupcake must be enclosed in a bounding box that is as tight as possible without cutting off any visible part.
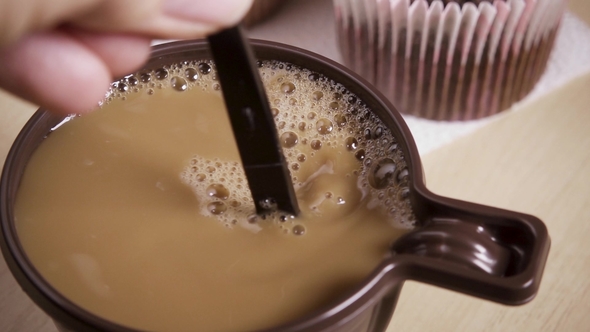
[334,0,566,121]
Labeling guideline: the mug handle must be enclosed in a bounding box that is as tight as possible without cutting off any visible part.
[389,192,550,305]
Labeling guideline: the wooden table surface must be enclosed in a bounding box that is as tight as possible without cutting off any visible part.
[1,1,590,331]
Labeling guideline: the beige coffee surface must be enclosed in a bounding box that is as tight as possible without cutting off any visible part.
[12,63,411,332]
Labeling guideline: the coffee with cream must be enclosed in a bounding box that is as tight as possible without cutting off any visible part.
[14,60,415,331]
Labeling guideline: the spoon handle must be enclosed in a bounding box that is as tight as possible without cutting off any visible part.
[207,26,300,216]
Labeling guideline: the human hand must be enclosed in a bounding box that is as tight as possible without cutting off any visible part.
[0,0,253,114]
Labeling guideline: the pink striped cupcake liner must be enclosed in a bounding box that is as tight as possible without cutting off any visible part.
[334,0,566,121]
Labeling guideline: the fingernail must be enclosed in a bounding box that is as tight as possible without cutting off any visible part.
[163,0,253,26]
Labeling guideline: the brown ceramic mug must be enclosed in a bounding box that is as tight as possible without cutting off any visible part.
[0,40,550,332]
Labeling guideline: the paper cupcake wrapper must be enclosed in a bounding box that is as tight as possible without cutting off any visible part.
[334,0,566,121]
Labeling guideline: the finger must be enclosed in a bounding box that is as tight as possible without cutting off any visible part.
[67,28,151,78]
[0,0,100,46]
[0,30,149,114]
[0,0,253,47]
[71,0,254,39]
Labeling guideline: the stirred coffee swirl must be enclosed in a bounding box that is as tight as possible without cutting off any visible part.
[106,60,416,233]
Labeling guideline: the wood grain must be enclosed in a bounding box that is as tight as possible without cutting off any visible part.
[388,73,590,332]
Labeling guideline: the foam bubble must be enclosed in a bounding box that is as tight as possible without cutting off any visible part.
[354,149,365,161]
[334,114,347,127]
[171,76,188,92]
[345,137,358,151]
[117,82,128,92]
[310,140,322,150]
[280,132,298,148]
[292,225,306,236]
[155,68,168,80]
[312,91,323,101]
[185,68,199,81]
[208,202,227,215]
[127,76,138,86]
[368,159,396,189]
[316,118,333,135]
[206,184,229,200]
[281,82,296,94]
[140,72,151,83]
[198,63,211,74]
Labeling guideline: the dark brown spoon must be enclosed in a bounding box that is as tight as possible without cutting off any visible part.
[207,25,299,216]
